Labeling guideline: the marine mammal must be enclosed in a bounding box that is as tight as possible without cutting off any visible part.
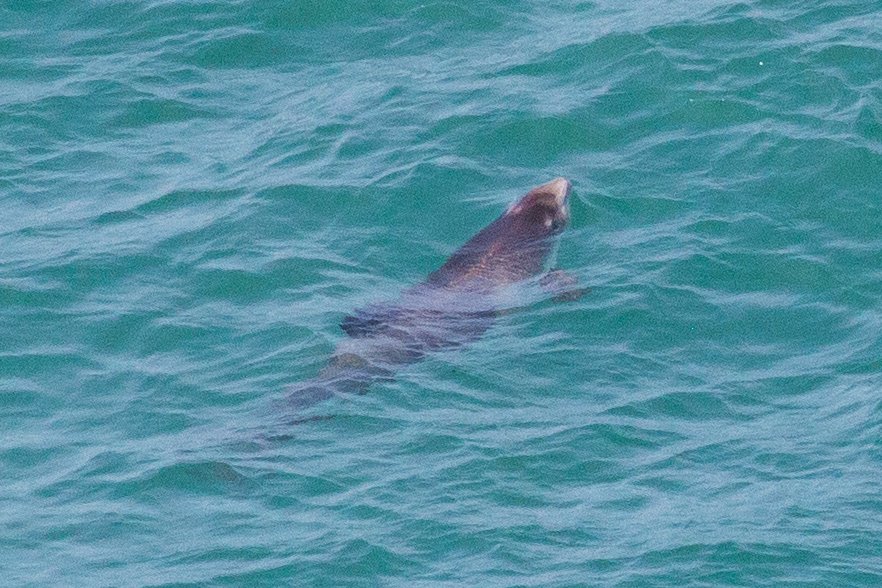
[287,177,579,408]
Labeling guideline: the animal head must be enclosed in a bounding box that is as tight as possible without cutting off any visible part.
[426,177,574,289]
[504,177,571,240]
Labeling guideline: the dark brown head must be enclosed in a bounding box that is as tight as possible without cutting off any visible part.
[427,177,573,289]
[502,177,571,241]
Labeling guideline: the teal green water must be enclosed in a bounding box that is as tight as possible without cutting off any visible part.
[3,0,882,585]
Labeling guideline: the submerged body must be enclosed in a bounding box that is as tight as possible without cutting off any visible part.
[287,177,575,408]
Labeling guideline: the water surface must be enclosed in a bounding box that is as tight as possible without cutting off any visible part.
[2,0,882,585]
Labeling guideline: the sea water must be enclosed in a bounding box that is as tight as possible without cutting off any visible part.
[2,0,881,585]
